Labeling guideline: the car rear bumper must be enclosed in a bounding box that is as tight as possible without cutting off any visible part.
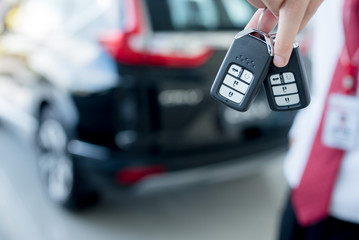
[67,132,289,189]
[133,146,287,195]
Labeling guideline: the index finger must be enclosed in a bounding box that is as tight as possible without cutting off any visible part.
[273,0,309,67]
[245,8,278,33]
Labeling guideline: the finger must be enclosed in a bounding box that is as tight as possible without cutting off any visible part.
[262,0,285,16]
[273,0,310,67]
[245,8,278,33]
[247,0,266,8]
[298,0,324,33]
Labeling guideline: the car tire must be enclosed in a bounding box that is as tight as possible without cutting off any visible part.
[36,105,99,210]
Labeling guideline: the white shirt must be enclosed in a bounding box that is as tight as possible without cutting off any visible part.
[284,0,359,224]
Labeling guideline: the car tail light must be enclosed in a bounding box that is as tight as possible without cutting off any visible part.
[115,165,166,185]
[98,0,213,68]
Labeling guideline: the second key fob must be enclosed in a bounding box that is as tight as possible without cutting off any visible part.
[264,42,311,111]
[210,29,274,112]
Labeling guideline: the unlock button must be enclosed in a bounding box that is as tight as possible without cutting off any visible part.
[272,83,298,96]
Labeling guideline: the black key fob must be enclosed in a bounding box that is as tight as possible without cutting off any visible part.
[210,29,274,112]
[264,41,311,111]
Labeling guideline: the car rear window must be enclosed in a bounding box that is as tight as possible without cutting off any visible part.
[145,0,255,31]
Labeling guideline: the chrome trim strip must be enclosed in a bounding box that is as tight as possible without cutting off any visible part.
[234,28,255,39]
[67,140,110,160]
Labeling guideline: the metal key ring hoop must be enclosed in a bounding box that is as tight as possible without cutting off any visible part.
[257,7,267,32]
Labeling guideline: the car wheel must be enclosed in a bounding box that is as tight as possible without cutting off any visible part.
[36,106,99,210]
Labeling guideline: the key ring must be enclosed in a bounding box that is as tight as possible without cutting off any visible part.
[234,6,273,56]
[257,7,267,32]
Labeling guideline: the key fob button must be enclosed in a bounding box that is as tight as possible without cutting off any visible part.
[240,69,253,84]
[219,85,244,103]
[272,83,298,96]
[275,94,300,106]
[270,74,281,85]
[228,64,242,77]
[283,72,295,83]
[223,74,249,94]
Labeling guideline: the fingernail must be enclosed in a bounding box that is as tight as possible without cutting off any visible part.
[274,55,285,67]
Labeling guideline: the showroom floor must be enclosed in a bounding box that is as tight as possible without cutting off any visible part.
[0,126,289,240]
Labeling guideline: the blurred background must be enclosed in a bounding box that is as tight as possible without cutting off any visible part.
[0,0,312,239]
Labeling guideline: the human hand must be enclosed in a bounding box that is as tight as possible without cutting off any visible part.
[245,0,323,67]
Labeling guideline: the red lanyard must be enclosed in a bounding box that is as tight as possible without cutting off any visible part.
[342,0,359,95]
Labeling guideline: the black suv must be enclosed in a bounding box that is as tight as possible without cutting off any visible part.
[0,0,295,209]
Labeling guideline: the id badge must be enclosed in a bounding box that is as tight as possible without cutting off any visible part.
[322,94,359,150]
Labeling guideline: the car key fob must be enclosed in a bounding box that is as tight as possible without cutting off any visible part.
[263,40,311,111]
[210,29,274,112]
